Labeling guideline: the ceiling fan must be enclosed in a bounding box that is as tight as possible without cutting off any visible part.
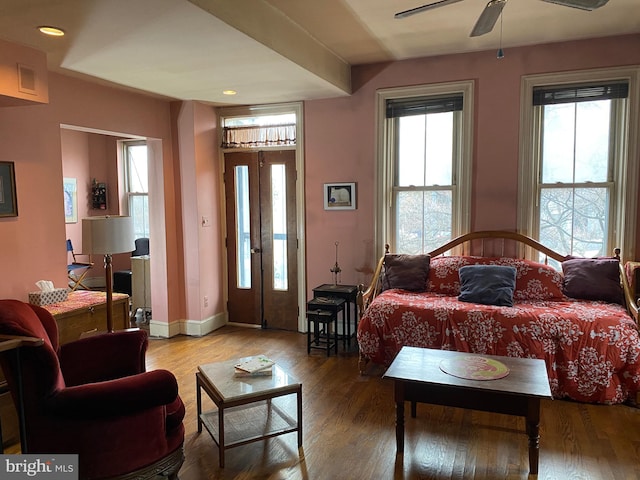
[395,0,609,37]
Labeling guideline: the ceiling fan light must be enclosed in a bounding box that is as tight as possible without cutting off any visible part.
[541,0,609,11]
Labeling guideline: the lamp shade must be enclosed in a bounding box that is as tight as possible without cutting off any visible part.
[82,216,135,255]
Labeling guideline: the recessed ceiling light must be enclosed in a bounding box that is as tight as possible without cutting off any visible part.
[223,90,237,96]
[38,26,65,37]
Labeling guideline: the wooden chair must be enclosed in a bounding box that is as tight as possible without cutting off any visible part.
[67,239,93,291]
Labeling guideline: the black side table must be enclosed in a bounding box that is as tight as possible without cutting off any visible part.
[312,284,359,348]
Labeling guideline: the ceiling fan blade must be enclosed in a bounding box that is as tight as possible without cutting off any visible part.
[470,0,507,37]
[540,0,608,11]
[395,0,464,19]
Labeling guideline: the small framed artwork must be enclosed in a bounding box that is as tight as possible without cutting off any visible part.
[0,161,18,218]
[324,182,356,210]
[63,177,77,223]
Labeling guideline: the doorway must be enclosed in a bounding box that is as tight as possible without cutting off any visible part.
[224,150,298,331]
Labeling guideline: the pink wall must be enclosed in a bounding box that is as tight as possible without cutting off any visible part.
[304,34,640,297]
[61,129,130,277]
[1,34,638,330]
[0,63,194,327]
[172,101,223,322]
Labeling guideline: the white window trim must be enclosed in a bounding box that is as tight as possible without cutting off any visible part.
[375,81,474,256]
[518,67,640,261]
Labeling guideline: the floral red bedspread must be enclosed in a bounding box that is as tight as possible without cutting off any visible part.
[357,289,640,404]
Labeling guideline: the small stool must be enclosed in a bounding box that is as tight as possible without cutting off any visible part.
[306,297,345,356]
[306,309,337,356]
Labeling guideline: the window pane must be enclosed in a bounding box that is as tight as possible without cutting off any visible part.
[575,100,610,183]
[542,104,575,183]
[129,194,149,239]
[398,113,453,187]
[542,101,611,184]
[539,187,608,257]
[127,145,149,193]
[235,166,251,289]
[271,164,287,291]
[398,116,425,186]
[395,190,452,254]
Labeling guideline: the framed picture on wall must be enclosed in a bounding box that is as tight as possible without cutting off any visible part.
[63,177,77,223]
[324,182,356,210]
[0,161,18,217]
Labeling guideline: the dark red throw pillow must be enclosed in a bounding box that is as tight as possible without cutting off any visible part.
[562,257,623,304]
[382,254,430,292]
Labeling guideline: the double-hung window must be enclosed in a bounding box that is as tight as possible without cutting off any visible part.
[519,68,639,261]
[124,141,149,239]
[376,82,473,254]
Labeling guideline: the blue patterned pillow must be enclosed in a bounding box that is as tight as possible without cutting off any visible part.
[458,265,517,307]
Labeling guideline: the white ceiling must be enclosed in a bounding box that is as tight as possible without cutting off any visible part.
[1,0,639,106]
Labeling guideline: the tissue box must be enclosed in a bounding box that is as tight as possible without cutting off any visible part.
[28,288,68,306]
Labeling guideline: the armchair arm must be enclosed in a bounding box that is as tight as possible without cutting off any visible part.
[60,329,148,386]
[46,369,179,418]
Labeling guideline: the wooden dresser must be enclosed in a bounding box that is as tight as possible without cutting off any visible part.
[42,290,130,345]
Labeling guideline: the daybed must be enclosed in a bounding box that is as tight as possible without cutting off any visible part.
[356,231,640,405]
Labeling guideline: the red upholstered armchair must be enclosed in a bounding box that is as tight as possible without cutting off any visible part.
[0,300,185,479]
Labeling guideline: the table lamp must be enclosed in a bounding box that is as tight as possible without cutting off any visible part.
[82,215,135,332]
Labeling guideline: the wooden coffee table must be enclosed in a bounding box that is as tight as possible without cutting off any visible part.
[383,347,552,474]
[196,357,302,467]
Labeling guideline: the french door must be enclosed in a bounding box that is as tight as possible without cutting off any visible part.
[224,150,298,330]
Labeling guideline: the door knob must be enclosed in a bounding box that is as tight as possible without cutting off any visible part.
[250,248,261,254]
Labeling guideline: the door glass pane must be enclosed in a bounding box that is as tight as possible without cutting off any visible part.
[271,164,287,290]
[235,166,251,288]
[395,190,452,254]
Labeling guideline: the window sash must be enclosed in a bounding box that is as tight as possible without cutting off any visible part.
[533,98,620,256]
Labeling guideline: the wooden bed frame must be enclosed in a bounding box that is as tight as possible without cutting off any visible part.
[356,230,639,327]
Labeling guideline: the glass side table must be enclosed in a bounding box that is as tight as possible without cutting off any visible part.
[196,356,302,467]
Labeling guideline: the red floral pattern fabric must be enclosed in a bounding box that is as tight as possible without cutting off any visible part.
[428,256,564,300]
[358,290,640,404]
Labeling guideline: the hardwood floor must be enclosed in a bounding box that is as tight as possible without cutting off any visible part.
[146,326,640,480]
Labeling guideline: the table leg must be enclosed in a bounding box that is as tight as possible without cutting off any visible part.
[526,399,541,474]
[344,302,350,349]
[219,407,225,468]
[393,380,407,454]
[196,374,202,433]
[297,387,303,448]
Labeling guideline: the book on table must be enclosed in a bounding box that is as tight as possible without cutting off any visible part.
[234,355,275,376]
[233,365,273,377]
